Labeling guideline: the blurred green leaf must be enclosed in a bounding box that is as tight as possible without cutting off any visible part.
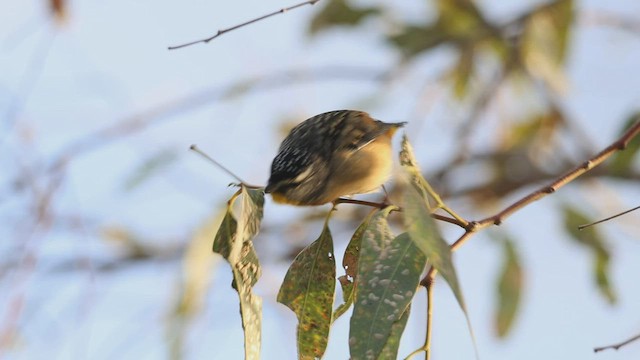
[349,207,425,360]
[451,46,475,98]
[122,149,179,191]
[309,0,379,34]
[277,218,336,360]
[212,187,265,360]
[609,112,640,173]
[334,212,374,321]
[389,0,493,58]
[521,0,574,93]
[495,238,523,338]
[563,205,616,304]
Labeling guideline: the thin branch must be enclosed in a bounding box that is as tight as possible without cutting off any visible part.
[168,0,321,50]
[332,197,467,228]
[406,275,436,360]
[1,30,56,144]
[578,205,640,230]
[581,10,640,36]
[420,119,640,284]
[594,333,640,353]
[475,120,640,229]
[189,144,248,185]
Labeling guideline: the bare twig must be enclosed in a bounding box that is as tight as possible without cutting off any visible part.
[168,0,321,50]
[1,31,56,144]
[578,205,640,230]
[189,144,248,185]
[418,119,640,355]
[594,333,640,353]
[332,197,467,228]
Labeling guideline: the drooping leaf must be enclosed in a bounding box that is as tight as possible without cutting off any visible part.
[494,238,523,338]
[520,0,574,93]
[402,186,467,317]
[123,149,179,191]
[349,207,426,360]
[212,187,265,360]
[399,136,477,356]
[563,205,616,304]
[309,0,380,35]
[334,211,375,321]
[277,217,336,360]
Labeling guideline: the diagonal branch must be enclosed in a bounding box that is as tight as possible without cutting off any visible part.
[420,118,640,334]
[168,0,321,50]
[594,333,640,353]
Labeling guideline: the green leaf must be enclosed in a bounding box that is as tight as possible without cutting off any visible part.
[562,205,616,304]
[495,238,523,338]
[349,207,426,360]
[334,212,374,321]
[212,187,265,360]
[122,149,179,191]
[388,0,493,58]
[277,218,336,360]
[402,186,467,316]
[309,0,379,35]
[400,139,477,355]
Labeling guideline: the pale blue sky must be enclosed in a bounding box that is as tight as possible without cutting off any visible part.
[1,1,639,359]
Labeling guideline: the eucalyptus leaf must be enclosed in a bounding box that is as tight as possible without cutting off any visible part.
[278,219,336,359]
[212,187,265,360]
[349,207,425,360]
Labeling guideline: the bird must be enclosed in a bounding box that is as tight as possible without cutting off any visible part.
[265,110,406,206]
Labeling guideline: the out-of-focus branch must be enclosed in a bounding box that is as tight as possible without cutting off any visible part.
[168,0,321,50]
[581,10,640,36]
[594,333,640,353]
[47,65,387,172]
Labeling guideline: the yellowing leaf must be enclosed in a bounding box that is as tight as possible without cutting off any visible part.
[277,218,336,360]
[212,187,265,360]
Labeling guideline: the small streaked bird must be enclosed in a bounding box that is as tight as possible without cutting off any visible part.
[265,110,405,205]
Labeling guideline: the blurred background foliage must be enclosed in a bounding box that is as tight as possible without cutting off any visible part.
[0,0,639,359]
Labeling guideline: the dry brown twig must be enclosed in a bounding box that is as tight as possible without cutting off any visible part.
[168,0,321,50]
